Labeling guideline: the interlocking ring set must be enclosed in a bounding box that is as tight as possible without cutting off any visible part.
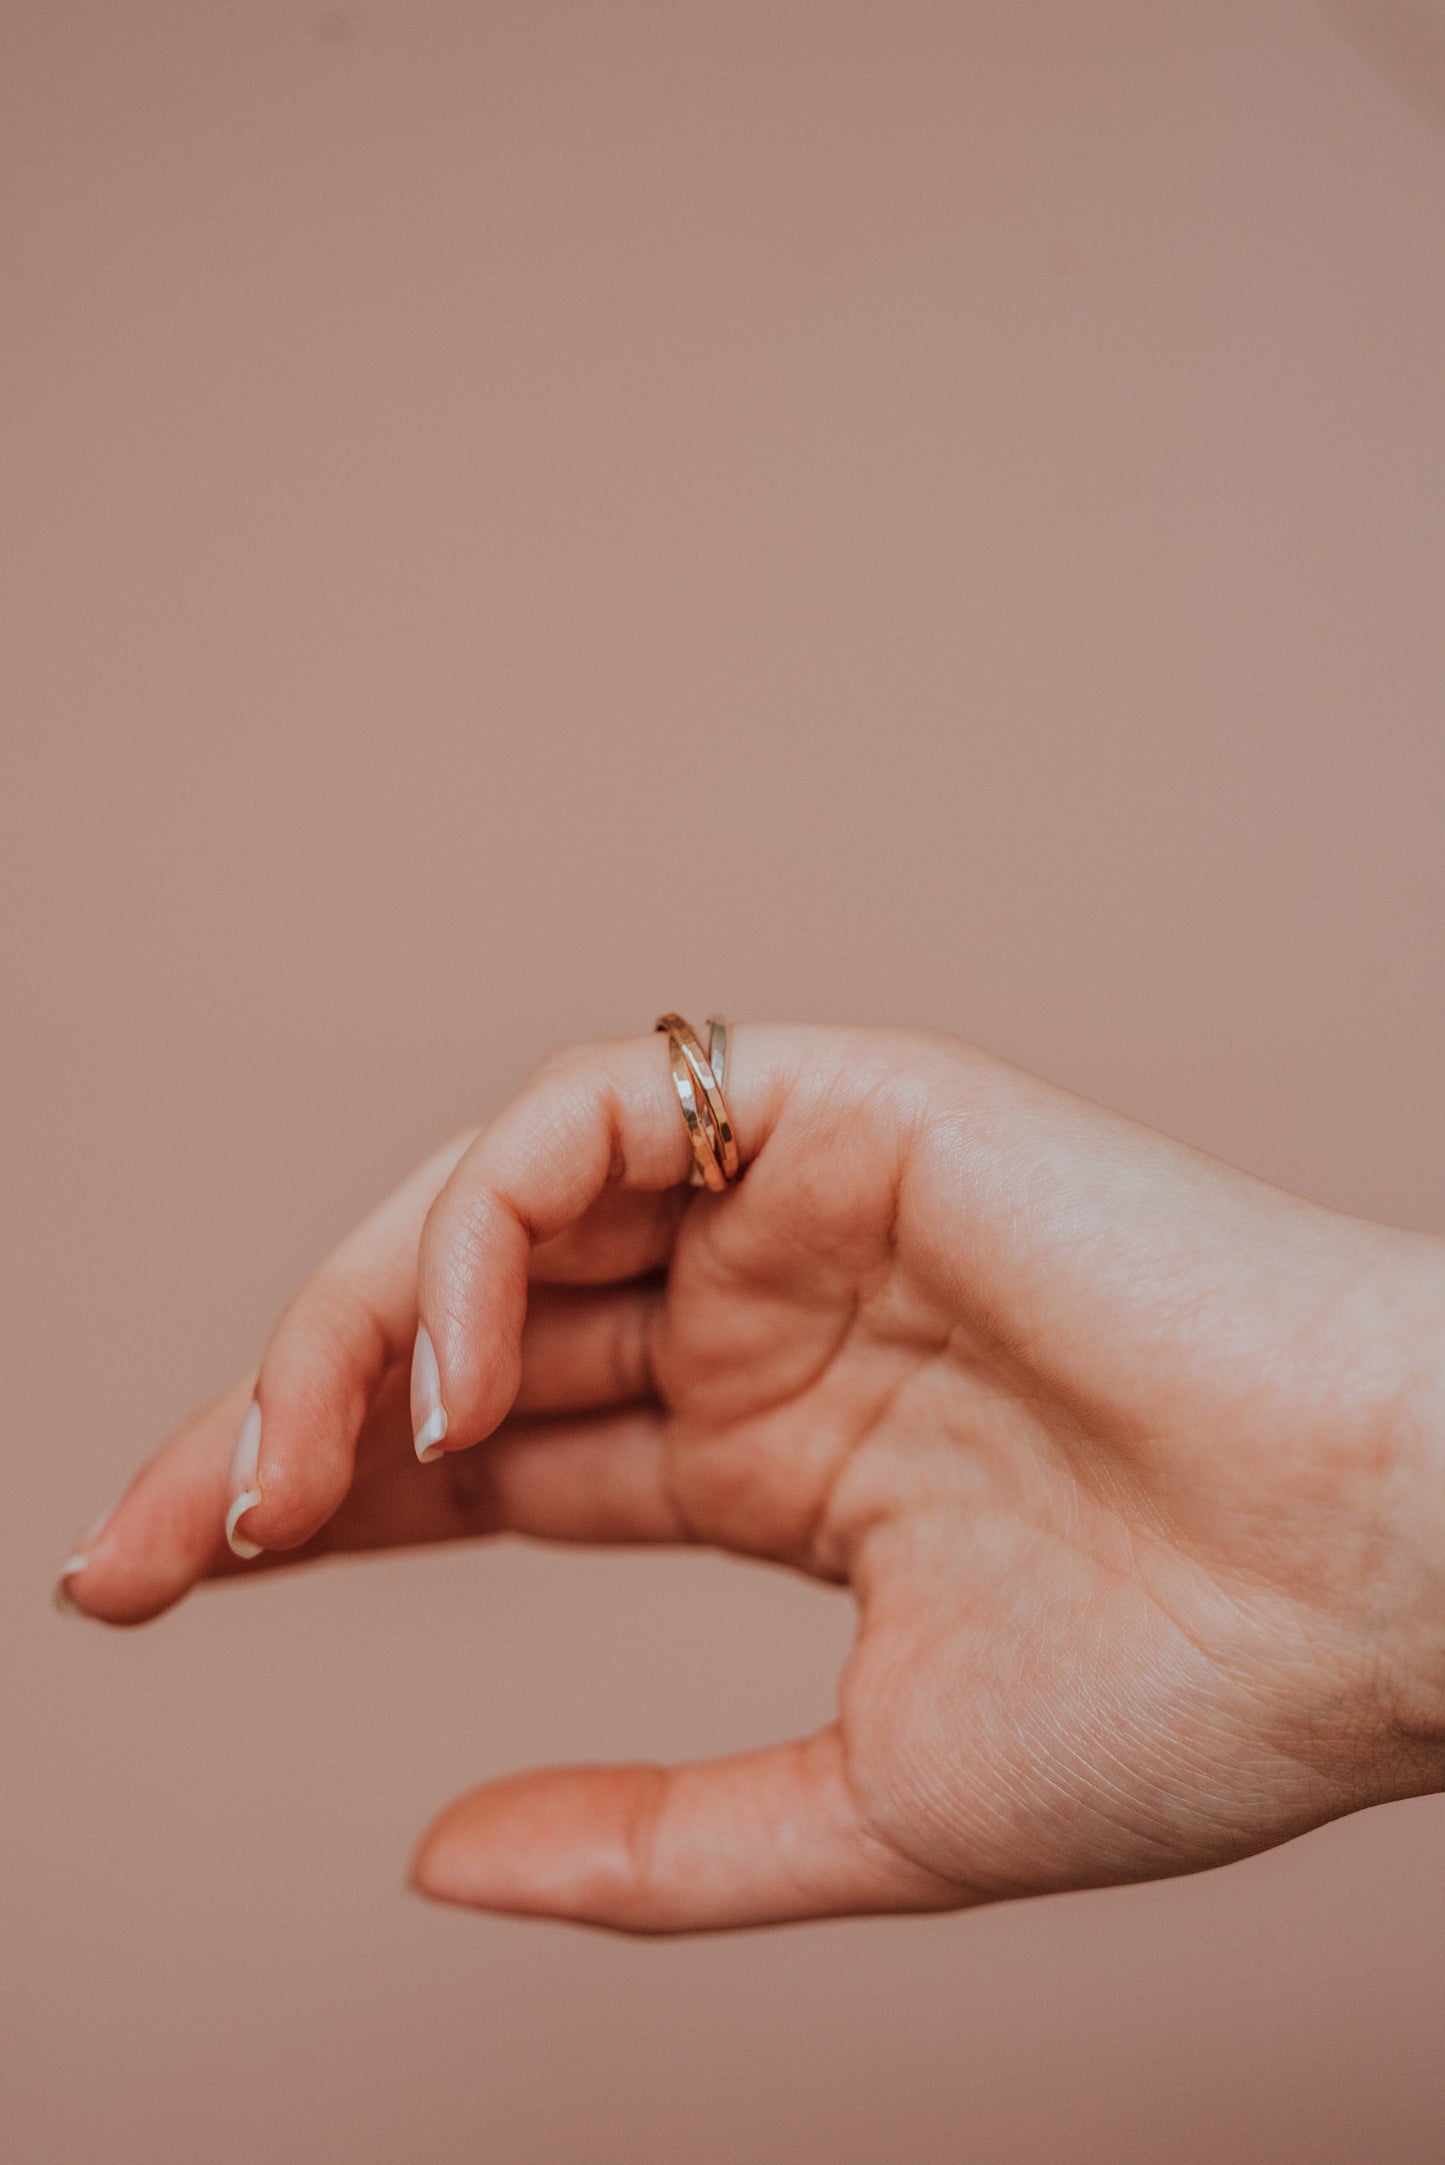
[654,1013,740,1192]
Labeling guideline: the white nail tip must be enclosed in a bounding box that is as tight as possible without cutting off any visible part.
[56,1524,103,1613]
[411,1325,448,1463]
[228,1401,262,1491]
[224,1402,265,1558]
[414,1407,448,1463]
[225,1489,264,1560]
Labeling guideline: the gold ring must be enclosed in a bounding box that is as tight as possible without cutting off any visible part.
[654,1014,738,1190]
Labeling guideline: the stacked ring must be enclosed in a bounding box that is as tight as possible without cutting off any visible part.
[654,1013,739,1191]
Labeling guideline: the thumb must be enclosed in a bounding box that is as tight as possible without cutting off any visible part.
[409,1728,961,1934]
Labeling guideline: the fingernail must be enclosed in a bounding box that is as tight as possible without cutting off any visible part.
[225,1400,265,1559]
[411,1324,448,1462]
[54,1513,109,1615]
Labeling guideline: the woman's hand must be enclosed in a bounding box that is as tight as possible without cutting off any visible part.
[60,1025,1445,1932]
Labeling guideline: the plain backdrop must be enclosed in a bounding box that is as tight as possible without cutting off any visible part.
[5,3,1445,2159]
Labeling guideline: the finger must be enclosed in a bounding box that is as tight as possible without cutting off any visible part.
[528,1183,686,1286]
[226,1131,473,1554]
[414,1025,792,1458]
[70,1399,689,1622]
[58,1374,257,1624]
[513,1281,661,1415]
[410,1727,961,1933]
[66,1132,475,1611]
[316,1404,687,1555]
[63,1279,673,1625]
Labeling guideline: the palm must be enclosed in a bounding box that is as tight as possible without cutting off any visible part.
[648,1034,1418,1896]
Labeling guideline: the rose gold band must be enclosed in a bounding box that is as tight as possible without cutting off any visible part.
[654,1013,738,1190]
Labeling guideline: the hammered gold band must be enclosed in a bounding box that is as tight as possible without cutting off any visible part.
[654,1013,739,1191]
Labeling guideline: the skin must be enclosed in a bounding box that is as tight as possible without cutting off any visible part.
[61,1024,1445,1933]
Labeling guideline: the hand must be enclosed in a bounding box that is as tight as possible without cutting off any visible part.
[60,1025,1445,1933]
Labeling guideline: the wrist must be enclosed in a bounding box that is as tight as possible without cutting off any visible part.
[1365,1234,1445,1769]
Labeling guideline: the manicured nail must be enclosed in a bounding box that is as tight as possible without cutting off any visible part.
[411,1324,448,1462]
[225,1400,265,1559]
[54,1513,109,1615]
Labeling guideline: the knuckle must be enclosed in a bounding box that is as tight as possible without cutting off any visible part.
[617,1765,671,1917]
[289,1273,385,1373]
[420,1170,501,1277]
[532,1039,596,1089]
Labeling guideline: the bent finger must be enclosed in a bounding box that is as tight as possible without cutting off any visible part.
[57,1374,256,1624]
[223,1131,473,1555]
[528,1183,686,1286]
[66,1132,475,1610]
[413,1025,792,1459]
[512,1281,662,1415]
[65,1397,689,1622]
[317,1404,688,1554]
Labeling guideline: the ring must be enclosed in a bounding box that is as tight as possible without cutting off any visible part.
[654,1014,739,1191]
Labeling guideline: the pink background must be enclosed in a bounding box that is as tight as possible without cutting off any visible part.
[6,3,1445,2158]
